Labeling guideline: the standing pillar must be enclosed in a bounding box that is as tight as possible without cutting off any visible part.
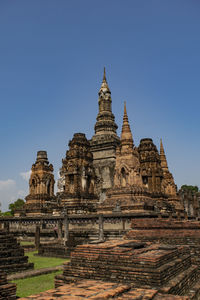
[122,219,125,230]
[63,215,69,246]
[58,220,62,240]
[98,214,104,242]
[35,225,40,250]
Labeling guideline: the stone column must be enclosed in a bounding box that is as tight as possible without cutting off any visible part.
[98,214,104,242]
[122,219,125,230]
[63,215,69,246]
[35,225,40,250]
[58,220,62,240]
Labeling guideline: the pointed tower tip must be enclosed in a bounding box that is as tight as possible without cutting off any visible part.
[160,138,164,154]
[99,67,110,93]
[103,67,106,82]
[121,101,134,147]
[124,101,127,115]
[160,138,169,170]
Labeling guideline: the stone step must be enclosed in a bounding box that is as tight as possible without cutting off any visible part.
[0,255,28,266]
[159,265,200,296]
[0,249,24,258]
[187,276,200,299]
[0,262,34,274]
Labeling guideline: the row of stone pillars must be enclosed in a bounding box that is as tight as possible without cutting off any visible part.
[8,214,105,250]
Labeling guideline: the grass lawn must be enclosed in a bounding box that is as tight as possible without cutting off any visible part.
[13,270,62,298]
[20,241,34,246]
[27,251,68,269]
[11,252,69,297]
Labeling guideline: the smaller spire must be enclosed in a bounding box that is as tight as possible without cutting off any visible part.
[120,101,134,149]
[160,139,165,156]
[160,139,168,171]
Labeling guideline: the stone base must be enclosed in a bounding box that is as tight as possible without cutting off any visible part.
[38,241,71,258]
[59,193,98,214]
[55,239,200,298]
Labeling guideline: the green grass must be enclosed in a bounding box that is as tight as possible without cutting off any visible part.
[20,241,34,246]
[13,270,62,298]
[27,251,68,269]
[11,252,69,297]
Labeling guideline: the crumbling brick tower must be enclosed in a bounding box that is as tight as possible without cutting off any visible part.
[138,138,163,196]
[59,133,98,214]
[24,151,56,215]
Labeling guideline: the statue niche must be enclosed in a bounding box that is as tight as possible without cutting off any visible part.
[121,167,127,187]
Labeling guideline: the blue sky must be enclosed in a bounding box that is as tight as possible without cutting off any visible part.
[0,1,200,211]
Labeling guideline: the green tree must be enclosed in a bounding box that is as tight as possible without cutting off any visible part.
[0,211,12,216]
[9,198,25,215]
[181,185,199,193]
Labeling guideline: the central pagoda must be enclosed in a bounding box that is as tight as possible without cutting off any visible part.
[90,68,120,201]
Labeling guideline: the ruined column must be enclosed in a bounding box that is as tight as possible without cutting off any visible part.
[35,225,40,250]
[98,214,104,242]
[58,220,62,240]
[63,215,69,246]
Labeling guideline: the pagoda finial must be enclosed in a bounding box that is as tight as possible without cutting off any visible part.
[124,101,127,115]
[99,67,110,94]
[120,101,134,149]
[103,67,106,82]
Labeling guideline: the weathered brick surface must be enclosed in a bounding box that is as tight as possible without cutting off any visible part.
[19,279,189,299]
[0,273,16,299]
[126,218,200,265]
[54,239,200,298]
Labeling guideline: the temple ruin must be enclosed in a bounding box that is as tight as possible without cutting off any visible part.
[20,68,183,218]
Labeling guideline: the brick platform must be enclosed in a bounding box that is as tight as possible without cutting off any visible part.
[19,279,189,299]
[38,242,70,258]
[126,218,200,265]
[0,229,34,274]
[0,273,16,299]
[55,239,200,299]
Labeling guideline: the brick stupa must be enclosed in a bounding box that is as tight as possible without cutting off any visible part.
[0,229,33,274]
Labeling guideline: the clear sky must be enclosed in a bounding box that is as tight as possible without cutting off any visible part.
[0,1,200,211]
